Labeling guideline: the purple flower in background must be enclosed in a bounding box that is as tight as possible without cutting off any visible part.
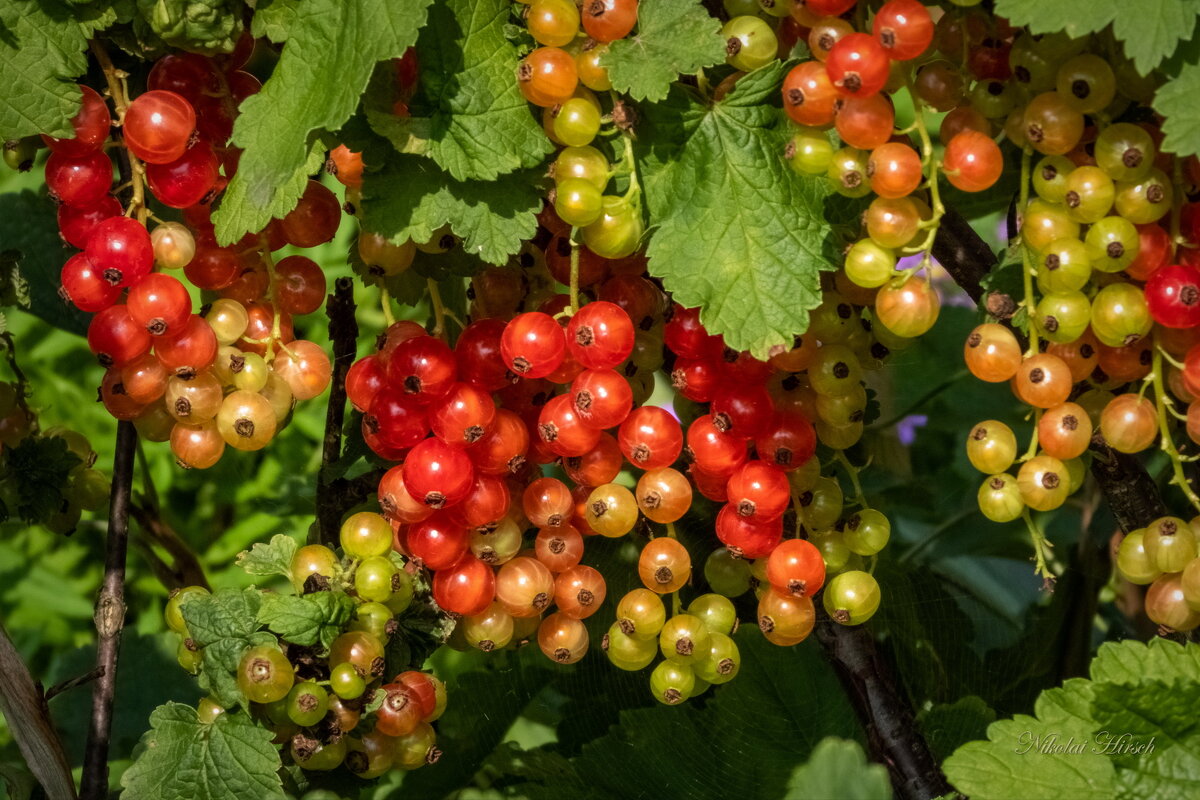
[896,414,928,445]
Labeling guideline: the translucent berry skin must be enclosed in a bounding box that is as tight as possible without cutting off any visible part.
[715,503,782,559]
[943,131,1003,193]
[58,196,122,249]
[469,408,529,475]
[281,180,341,248]
[537,393,602,457]
[367,386,429,450]
[687,414,749,475]
[501,312,566,379]
[155,315,218,377]
[43,85,111,157]
[638,537,691,594]
[1145,264,1200,329]
[88,305,151,368]
[85,216,154,288]
[872,0,933,61]
[710,383,774,438]
[456,319,511,391]
[45,150,112,206]
[618,406,684,469]
[825,33,890,97]
[766,539,826,598]
[565,301,635,369]
[127,273,192,336]
[570,368,633,429]
[145,139,219,208]
[664,305,723,359]
[725,460,790,522]
[403,437,475,509]
[60,252,121,312]
[406,512,468,570]
[782,61,838,127]
[754,411,817,471]
[387,335,457,404]
[123,90,196,164]
[432,555,494,616]
[430,381,496,446]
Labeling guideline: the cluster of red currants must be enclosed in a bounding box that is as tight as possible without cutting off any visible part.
[42,36,336,468]
[168,511,446,778]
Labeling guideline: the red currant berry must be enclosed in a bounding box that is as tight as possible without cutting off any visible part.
[754,411,817,471]
[538,393,603,457]
[85,216,154,288]
[826,33,890,97]
[280,180,341,247]
[42,86,111,157]
[715,503,782,559]
[456,319,512,391]
[663,305,722,359]
[433,555,495,616]
[671,357,721,403]
[45,150,112,206]
[566,301,635,369]
[1145,264,1200,328]
[430,382,496,446]
[145,139,219,208]
[469,408,530,475]
[155,314,217,377]
[618,406,683,469]
[57,195,121,249]
[388,335,457,404]
[88,304,151,367]
[570,368,633,429]
[127,273,192,336]
[501,312,566,379]
[407,512,469,570]
[766,538,825,598]
[60,252,120,312]
[274,255,327,315]
[366,386,430,450]
[687,414,749,476]
[403,437,475,509]
[872,0,934,61]
[123,90,196,164]
[725,460,791,522]
[710,383,774,438]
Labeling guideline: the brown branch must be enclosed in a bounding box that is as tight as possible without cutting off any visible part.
[44,667,105,703]
[0,624,76,800]
[814,606,951,800]
[80,419,136,800]
[315,277,359,545]
[128,502,210,590]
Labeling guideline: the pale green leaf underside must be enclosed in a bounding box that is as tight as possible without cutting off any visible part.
[213,0,433,244]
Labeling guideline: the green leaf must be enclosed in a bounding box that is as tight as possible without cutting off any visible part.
[236,533,298,580]
[0,191,91,336]
[0,435,81,523]
[638,63,835,356]
[784,738,891,800]
[600,0,725,103]
[1089,638,1200,684]
[361,153,544,265]
[1155,63,1200,158]
[181,587,263,648]
[993,0,1200,74]
[0,1,94,140]
[122,703,285,800]
[212,0,434,244]
[135,0,243,54]
[918,696,997,762]
[365,0,551,181]
[256,592,356,647]
[1092,680,1200,799]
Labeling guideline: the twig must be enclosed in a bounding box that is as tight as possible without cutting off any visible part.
[315,278,358,546]
[814,605,951,800]
[128,502,210,590]
[0,624,76,800]
[80,419,136,800]
[44,667,105,703]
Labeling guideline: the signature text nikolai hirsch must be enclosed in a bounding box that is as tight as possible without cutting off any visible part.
[1015,731,1157,756]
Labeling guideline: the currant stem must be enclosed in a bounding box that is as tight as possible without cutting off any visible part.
[833,450,867,510]
[791,492,805,538]
[568,227,581,316]
[379,282,397,327]
[1021,409,1042,462]
[427,278,448,339]
[1152,337,1200,513]
[89,40,147,227]
[1020,507,1054,582]
[900,70,944,261]
[257,235,282,361]
[1170,157,1184,260]
[1017,146,1039,358]
[666,522,681,617]
[0,332,33,421]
